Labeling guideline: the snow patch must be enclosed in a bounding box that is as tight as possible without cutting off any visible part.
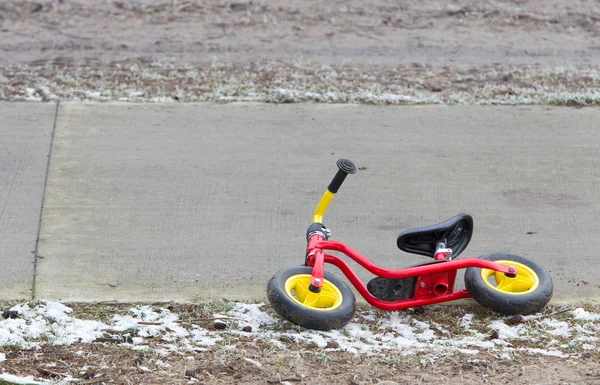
[541,319,571,338]
[1,299,599,385]
[572,308,600,321]
[0,373,41,384]
[224,303,277,331]
[489,320,523,340]
[522,348,570,358]
[243,357,263,368]
[1,301,106,348]
[22,88,42,102]
[461,314,474,329]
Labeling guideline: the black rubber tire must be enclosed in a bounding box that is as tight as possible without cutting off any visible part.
[267,266,356,330]
[464,253,553,315]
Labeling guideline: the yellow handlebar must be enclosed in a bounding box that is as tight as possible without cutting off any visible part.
[312,190,335,223]
[312,159,357,224]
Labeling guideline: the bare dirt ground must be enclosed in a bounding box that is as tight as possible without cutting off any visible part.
[1,301,600,385]
[0,0,599,103]
[1,0,600,67]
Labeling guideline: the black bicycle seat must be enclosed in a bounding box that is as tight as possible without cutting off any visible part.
[396,214,473,258]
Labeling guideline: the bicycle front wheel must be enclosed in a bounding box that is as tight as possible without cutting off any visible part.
[267,266,356,330]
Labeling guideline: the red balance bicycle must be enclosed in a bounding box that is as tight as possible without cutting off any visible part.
[267,159,553,330]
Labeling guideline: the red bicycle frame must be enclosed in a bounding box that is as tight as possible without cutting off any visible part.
[305,234,516,311]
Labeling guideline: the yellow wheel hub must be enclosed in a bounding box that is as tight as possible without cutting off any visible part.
[284,274,343,311]
[481,261,539,295]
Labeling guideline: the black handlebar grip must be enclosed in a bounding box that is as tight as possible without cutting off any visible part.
[328,159,357,193]
[336,159,357,174]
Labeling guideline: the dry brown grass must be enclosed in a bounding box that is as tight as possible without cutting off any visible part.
[1,60,599,105]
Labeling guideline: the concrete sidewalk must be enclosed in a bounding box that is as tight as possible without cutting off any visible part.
[0,103,55,300]
[1,102,600,302]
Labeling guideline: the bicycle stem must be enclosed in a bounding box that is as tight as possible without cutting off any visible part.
[313,190,335,224]
[312,159,357,224]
